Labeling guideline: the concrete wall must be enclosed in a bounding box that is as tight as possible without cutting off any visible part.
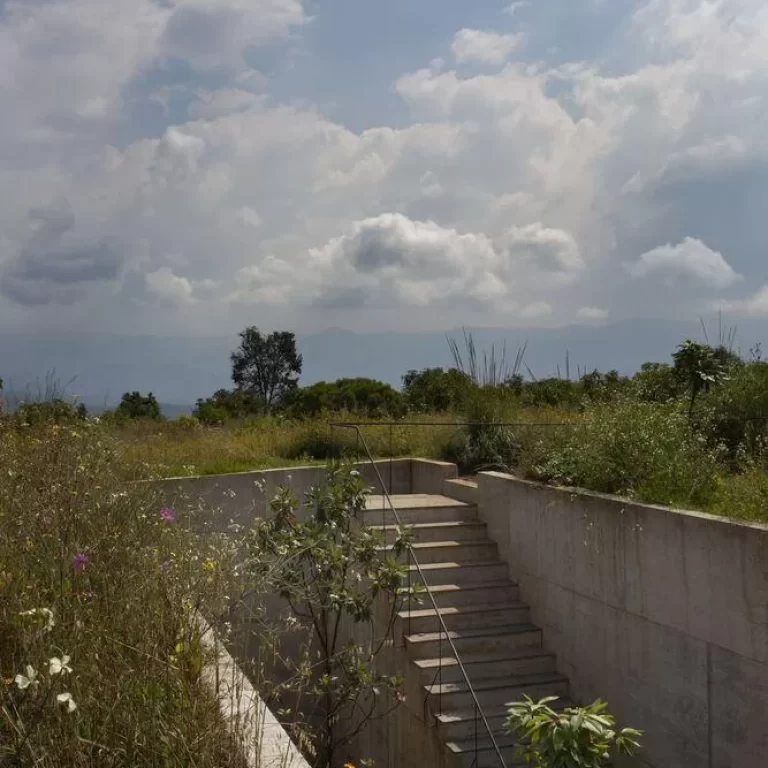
[458,471,768,768]
[153,458,456,532]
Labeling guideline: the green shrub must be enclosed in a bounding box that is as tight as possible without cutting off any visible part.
[522,402,720,508]
[15,399,87,426]
[699,361,768,462]
[708,468,768,523]
[278,424,355,460]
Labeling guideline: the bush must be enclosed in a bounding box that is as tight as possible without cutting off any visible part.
[278,424,355,460]
[117,391,163,420]
[285,378,405,419]
[402,368,470,412]
[521,402,720,508]
[15,399,88,426]
[0,423,246,767]
[699,361,768,462]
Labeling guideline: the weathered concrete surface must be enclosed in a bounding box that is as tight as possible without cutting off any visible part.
[153,458,458,532]
[198,617,309,768]
[464,471,768,768]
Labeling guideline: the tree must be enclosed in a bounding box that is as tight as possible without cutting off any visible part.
[116,391,162,420]
[231,327,302,414]
[245,464,415,767]
[672,340,729,415]
[402,368,470,412]
[506,696,641,768]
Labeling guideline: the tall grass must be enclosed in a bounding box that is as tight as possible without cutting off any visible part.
[0,421,247,767]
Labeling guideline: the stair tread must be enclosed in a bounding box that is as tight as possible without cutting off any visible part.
[402,579,517,594]
[368,520,486,531]
[408,559,504,571]
[399,600,528,620]
[382,539,495,551]
[446,734,518,753]
[413,646,553,670]
[437,698,573,726]
[365,494,475,511]
[425,670,568,695]
[406,622,541,644]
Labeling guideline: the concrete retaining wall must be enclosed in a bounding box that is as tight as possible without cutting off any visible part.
[455,471,768,768]
[153,458,456,532]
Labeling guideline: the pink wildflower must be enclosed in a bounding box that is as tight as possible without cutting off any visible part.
[160,508,176,523]
[72,553,89,573]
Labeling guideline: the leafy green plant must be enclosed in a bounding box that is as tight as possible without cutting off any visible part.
[523,402,720,508]
[244,464,416,768]
[506,696,641,768]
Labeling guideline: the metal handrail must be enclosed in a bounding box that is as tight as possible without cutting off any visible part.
[337,424,508,768]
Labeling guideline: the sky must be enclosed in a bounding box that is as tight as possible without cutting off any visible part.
[1,0,768,337]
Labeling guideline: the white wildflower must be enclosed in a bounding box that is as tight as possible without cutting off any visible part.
[19,607,55,632]
[56,692,77,713]
[49,656,72,676]
[15,665,39,690]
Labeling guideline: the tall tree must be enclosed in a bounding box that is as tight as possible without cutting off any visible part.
[231,327,302,414]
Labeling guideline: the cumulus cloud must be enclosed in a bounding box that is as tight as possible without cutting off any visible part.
[232,214,580,315]
[576,306,609,321]
[720,286,768,317]
[1,207,124,306]
[628,238,742,288]
[145,268,197,304]
[451,29,522,65]
[1,0,768,333]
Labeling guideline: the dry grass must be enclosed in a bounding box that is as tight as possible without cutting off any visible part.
[0,422,249,767]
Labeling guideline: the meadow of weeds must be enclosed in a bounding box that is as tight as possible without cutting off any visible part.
[0,420,248,767]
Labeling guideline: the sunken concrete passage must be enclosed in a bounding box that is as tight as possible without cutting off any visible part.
[365,494,572,768]
[444,472,768,768]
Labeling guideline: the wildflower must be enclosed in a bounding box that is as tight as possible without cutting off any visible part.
[56,692,77,713]
[19,608,54,632]
[344,763,356,768]
[49,656,72,676]
[73,552,90,572]
[160,507,176,523]
[14,665,38,690]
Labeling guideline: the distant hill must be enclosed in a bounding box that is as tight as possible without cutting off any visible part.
[0,316,763,410]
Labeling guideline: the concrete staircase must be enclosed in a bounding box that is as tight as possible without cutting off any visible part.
[364,493,570,768]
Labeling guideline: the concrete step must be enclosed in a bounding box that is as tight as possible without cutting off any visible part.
[363,495,477,526]
[425,671,569,711]
[435,706,510,743]
[436,697,573,742]
[385,540,497,565]
[368,520,489,544]
[413,646,557,683]
[399,601,531,635]
[402,580,520,608]
[446,733,526,768]
[409,560,509,587]
[405,623,542,659]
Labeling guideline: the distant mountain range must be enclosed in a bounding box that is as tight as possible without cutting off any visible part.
[0,317,764,413]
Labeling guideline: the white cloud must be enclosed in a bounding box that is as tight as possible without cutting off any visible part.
[2,0,768,334]
[451,29,522,66]
[628,238,742,288]
[721,285,768,317]
[576,306,609,321]
[145,268,197,304]
[231,213,579,316]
